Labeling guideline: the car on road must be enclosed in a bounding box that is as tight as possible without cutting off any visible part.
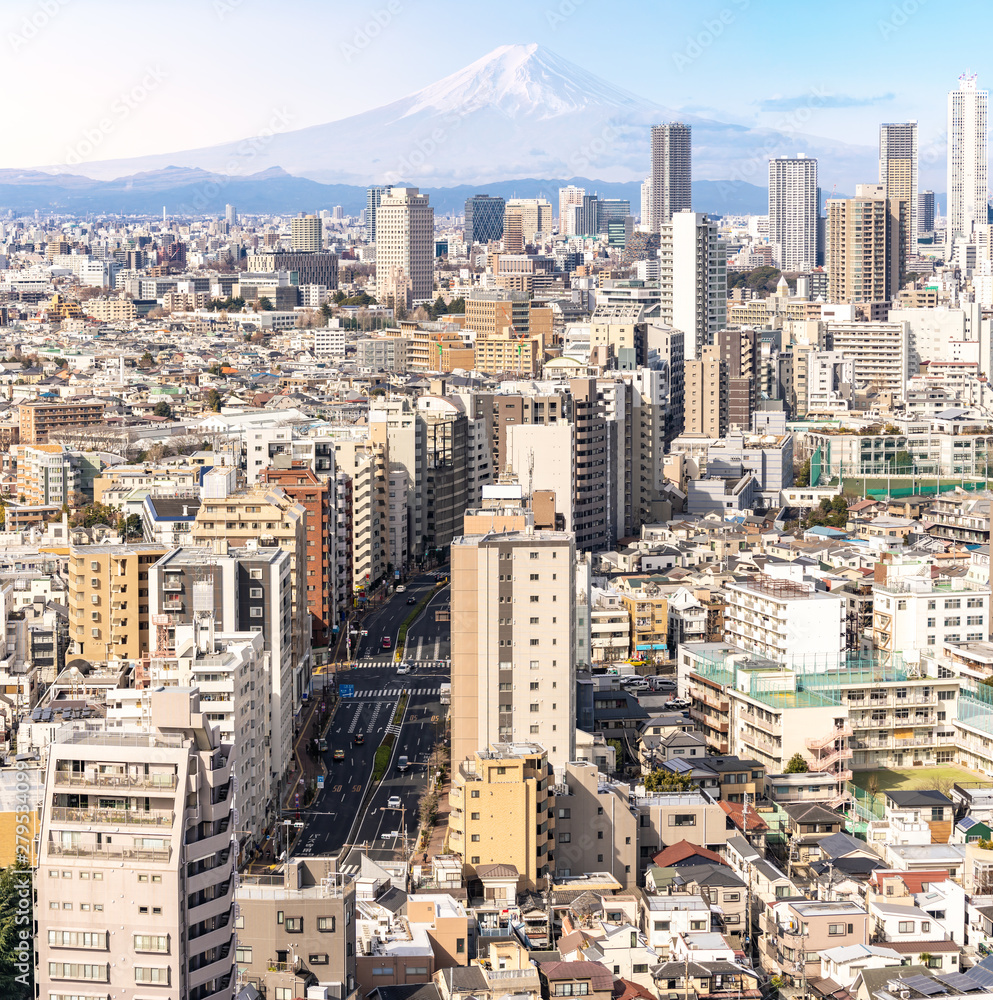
[397,755,409,772]
[397,662,411,674]
[333,749,345,761]
[387,795,402,809]
[407,596,416,604]
[396,585,406,593]
[354,733,365,745]
[382,636,392,649]
[381,830,399,840]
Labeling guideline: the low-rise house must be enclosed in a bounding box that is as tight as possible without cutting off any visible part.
[638,893,713,959]
[536,960,614,1000]
[872,791,955,845]
[763,899,870,984]
[672,864,749,945]
[817,943,904,990]
[868,900,944,943]
[651,961,761,1000]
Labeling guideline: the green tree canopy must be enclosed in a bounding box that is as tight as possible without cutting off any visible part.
[784,752,809,773]
[205,388,223,412]
[153,399,173,418]
[644,768,695,793]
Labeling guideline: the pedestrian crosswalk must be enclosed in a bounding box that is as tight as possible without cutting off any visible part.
[339,863,360,876]
[409,639,447,661]
[347,660,449,671]
[344,686,442,700]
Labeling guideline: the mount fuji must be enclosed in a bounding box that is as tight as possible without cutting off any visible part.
[38,43,876,191]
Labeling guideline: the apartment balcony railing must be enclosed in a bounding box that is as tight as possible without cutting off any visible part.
[50,806,175,827]
[53,770,178,790]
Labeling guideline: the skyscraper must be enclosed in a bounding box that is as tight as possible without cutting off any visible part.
[947,73,989,243]
[558,185,585,234]
[505,197,553,242]
[502,205,525,253]
[879,121,919,257]
[224,203,237,224]
[919,190,936,234]
[375,186,434,304]
[650,122,692,232]
[573,194,601,236]
[640,176,652,225]
[290,213,322,251]
[826,184,906,305]
[366,183,393,243]
[768,155,819,272]
[659,211,726,359]
[464,194,505,246]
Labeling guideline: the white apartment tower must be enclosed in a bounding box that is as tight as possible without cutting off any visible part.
[659,211,727,359]
[650,122,692,231]
[290,213,322,252]
[879,122,919,255]
[558,185,586,235]
[768,155,819,271]
[640,176,652,226]
[451,488,577,774]
[375,186,434,304]
[947,74,989,244]
[37,688,236,1000]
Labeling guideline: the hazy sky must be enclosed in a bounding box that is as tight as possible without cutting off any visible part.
[4,0,985,183]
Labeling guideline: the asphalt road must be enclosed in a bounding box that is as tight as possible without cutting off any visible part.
[349,573,449,664]
[293,579,450,861]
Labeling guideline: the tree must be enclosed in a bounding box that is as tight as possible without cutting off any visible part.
[433,294,447,317]
[153,399,173,419]
[644,769,694,793]
[205,388,223,412]
[784,752,809,773]
[0,861,34,999]
[795,458,811,487]
[447,296,466,314]
[257,296,274,311]
[122,513,143,540]
[139,350,154,368]
[73,502,119,529]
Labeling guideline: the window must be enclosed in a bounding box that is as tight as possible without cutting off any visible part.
[530,595,539,603]
[597,831,603,839]
[471,856,480,864]
[471,834,480,842]
[898,921,914,933]
[471,790,480,798]
[633,965,649,975]
[828,923,848,936]
[530,552,540,559]
[250,587,263,598]
[133,934,168,953]
[553,984,590,996]
[236,946,253,963]
[49,963,109,981]
[530,638,539,646]
[317,915,335,932]
[559,833,571,843]
[250,606,263,617]
[559,808,571,819]
[457,938,466,954]
[285,916,303,933]
[310,953,330,965]
[669,814,696,827]
[276,990,293,1000]
[655,921,671,931]
[48,930,107,949]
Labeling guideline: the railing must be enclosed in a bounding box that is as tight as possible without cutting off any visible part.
[51,806,175,827]
[46,842,171,862]
[808,746,853,770]
[739,709,780,734]
[53,770,178,790]
[806,725,853,750]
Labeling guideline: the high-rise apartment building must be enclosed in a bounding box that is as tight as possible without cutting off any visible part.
[947,74,988,243]
[19,398,106,444]
[375,186,434,304]
[290,213,322,251]
[716,327,759,432]
[505,197,552,242]
[650,122,692,231]
[573,195,600,237]
[502,205,525,253]
[658,211,727,359]
[149,544,295,792]
[258,458,337,653]
[464,194,505,246]
[825,320,912,396]
[640,176,651,225]
[826,184,907,305]
[558,185,585,234]
[768,155,818,271]
[67,542,168,662]
[879,122,919,256]
[190,484,311,699]
[225,203,237,224]
[366,184,393,243]
[451,489,576,774]
[919,190,936,234]
[245,251,339,288]
[37,689,236,1000]
[684,346,729,439]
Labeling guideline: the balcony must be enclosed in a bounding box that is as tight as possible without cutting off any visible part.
[739,709,780,734]
[46,841,171,862]
[162,599,184,612]
[50,806,175,827]
[52,769,179,791]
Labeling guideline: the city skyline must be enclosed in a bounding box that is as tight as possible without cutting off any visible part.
[0,0,988,192]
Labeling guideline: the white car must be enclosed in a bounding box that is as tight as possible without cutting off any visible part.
[387,795,402,809]
[381,830,399,840]
[397,662,411,674]
[395,585,406,593]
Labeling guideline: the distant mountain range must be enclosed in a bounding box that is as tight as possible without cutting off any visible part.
[1,42,890,216]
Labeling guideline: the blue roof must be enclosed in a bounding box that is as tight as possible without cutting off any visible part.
[806,526,849,538]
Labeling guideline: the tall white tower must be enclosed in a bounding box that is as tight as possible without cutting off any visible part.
[947,73,989,244]
[768,155,819,271]
[879,122,919,258]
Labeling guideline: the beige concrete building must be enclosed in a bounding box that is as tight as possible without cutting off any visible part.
[827,183,907,304]
[67,541,168,662]
[236,858,356,998]
[506,197,553,242]
[684,347,728,438]
[447,743,554,890]
[451,492,576,772]
[37,688,236,1000]
[19,398,106,445]
[85,297,137,322]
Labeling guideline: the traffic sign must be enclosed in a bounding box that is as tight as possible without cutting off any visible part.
[317,776,325,790]
[340,684,355,698]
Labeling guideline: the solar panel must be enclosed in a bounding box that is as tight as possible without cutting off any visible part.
[934,973,980,992]
[964,967,993,991]
[902,975,945,996]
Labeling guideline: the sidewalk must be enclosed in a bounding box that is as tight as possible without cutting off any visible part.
[419,778,452,864]
[284,684,336,810]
